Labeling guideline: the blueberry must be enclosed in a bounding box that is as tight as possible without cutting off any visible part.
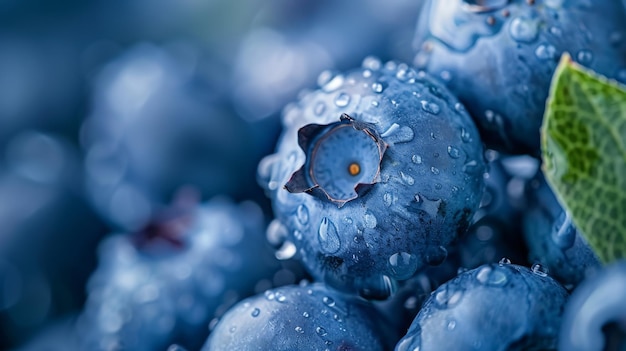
[559,261,626,351]
[259,58,485,298]
[82,43,275,230]
[396,263,568,351]
[203,282,395,351]
[413,0,626,154]
[522,172,601,287]
[76,197,283,351]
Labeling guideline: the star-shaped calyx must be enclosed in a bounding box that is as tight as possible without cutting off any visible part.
[284,114,387,207]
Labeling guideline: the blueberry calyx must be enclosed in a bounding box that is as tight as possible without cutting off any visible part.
[284,113,387,207]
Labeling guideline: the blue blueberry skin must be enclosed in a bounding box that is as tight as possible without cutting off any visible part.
[396,263,569,351]
[259,58,486,299]
[82,43,277,231]
[559,261,626,351]
[522,173,601,287]
[76,198,283,351]
[413,0,626,155]
[203,282,395,351]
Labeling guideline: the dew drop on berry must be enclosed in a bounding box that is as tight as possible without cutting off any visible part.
[531,263,548,277]
[296,204,309,225]
[251,308,260,317]
[318,217,341,254]
[535,44,557,60]
[334,93,351,107]
[576,49,594,65]
[361,56,382,71]
[363,211,377,228]
[420,100,441,114]
[509,16,539,43]
[447,146,461,159]
[476,265,508,286]
[316,326,328,337]
[388,252,419,280]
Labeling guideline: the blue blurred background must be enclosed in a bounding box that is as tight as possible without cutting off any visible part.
[0,0,422,348]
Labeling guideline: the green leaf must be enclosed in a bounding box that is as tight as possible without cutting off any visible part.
[542,53,626,263]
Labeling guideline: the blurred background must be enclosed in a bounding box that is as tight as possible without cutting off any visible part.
[0,0,422,349]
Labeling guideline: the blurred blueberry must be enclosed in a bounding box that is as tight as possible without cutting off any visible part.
[559,261,626,351]
[82,43,278,230]
[523,172,601,287]
[76,196,291,351]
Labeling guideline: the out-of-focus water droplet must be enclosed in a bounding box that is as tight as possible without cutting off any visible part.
[535,44,557,60]
[447,319,457,331]
[476,265,509,286]
[425,246,448,265]
[420,100,441,114]
[334,93,351,107]
[371,82,384,93]
[318,217,341,254]
[275,240,297,260]
[314,102,326,116]
[362,56,382,71]
[509,17,539,43]
[576,50,593,65]
[531,263,548,277]
[296,204,309,225]
[318,71,344,92]
[267,219,288,246]
[412,155,423,164]
[388,252,419,280]
[462,0,509,12]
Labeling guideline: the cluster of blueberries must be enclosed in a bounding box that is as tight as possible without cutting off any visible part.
[3,0,626,350]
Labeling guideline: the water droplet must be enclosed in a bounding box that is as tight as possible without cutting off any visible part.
[420,100,441,114]
[316,326,328,337]
[425,246,448,265]
[412,155,423,164]
[318,217,341,254]
[499,257,511,265]
[296,205,309,225]
[463,160,480,174]
[440,70,452,81]
[319,71,344,92]
[447,319,457,330]
[381,123,415,144]
[295,326,304,334]
[552,212,576,249]
[549,26,562,37]
[362,56,382,71]
[294,230,303,241]
[314,102,326,116]
[431,167,440,175]
[434,285,463,308]
[334,93,351,107]
[251,308,260,317]
[476,265,508,286]
[229,326,237,333]
[303,311,310,318]
[363,212,377,228]
[446,146,461,159]
[383,192,394,207]
[388,252,419,280]
[400,171,415,185]
[362,69,372,78]
[266,219,288,246]
[509,16,539,43]
[396,334,421,351]
[264,290,276,301]
[414,194,442,218]
[275,240,297,260]
[535,44,557,60]
[371,82,384,93]
[576,49,593,65]
[460,128,471,143]
[531,263,548,277]
[322,296,335,307]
